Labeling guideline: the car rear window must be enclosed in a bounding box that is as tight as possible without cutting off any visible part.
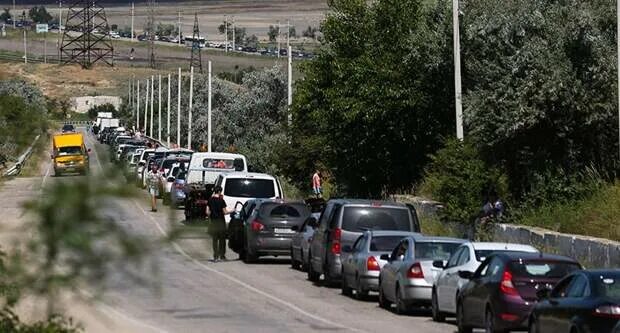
[161,160,179,169]
[370,236,407,252]
[58,146,82,156]
[341,207,412,232]
[414,242,460,261]
[224,179,275,198]
[475,250,533,262]
[593,273,620,299]
[509,261,581,278]
[261,203,310,219]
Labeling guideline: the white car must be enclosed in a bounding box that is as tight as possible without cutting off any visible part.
[214,172,284,223]
[431,242,539,322]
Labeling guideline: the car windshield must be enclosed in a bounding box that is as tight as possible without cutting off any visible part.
[261,203,310,218]
[62,125,74,132]
[414,242,460,261]
[594,273,620,299]
[224,179,275,198]
[370,235,407,252]
[58,146,82,156]
[341,207,411,232]
[508,260,581,278]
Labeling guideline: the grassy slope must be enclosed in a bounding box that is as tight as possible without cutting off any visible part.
[517,182,620,242]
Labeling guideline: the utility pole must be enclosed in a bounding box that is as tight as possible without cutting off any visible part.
[167,73,171,146]
[286,19,290,51]
[618,0,620,160]
[208,61,212,152]
[288,45,292,126]
[129,79,133,124]
[147,0,156,68]
[12,0,15,29]
[177,68,181,147]
[144,78,149,134]
[453,0,464,140]
[57,1,62,63]
[158,74,162,141]
[277,20,280,59]
[189,13,203,73]
[187,66,194,150]
[224,15,228,53]
[177,11,181,45]
[232,16,235,52]
[150,75,154,137]
[131,2,134,41]
[136,80,140,130]
[22,12,26,64]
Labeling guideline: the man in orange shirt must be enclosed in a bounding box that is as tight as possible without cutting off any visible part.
[312,170,322,198]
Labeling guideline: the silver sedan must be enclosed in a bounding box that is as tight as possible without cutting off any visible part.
[378,235,464,315]
[290,213,320,271]
[341,230,419,300]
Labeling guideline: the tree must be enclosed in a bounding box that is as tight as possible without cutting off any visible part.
[217,21,246,45]
[0,8,11,23]
[244,34,258,47]
[282,0,456,197]
[156,22,177,37]
[302,26,318,39]
[267,25,278,42]
[87,103,116,120]
[28,6,52,24]
[461,0,619,198]
[288,26,297,38]
[110,24,118,31]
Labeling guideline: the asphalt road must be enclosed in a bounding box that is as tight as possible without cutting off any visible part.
[1,130,462,333]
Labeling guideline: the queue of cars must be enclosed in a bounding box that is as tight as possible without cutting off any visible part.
[97,129,619,332]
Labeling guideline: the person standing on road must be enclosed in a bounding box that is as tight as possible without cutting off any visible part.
[312,169,322,198]
[146,164,160,212]
[207,186,228,262]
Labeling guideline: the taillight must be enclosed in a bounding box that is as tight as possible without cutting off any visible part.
[500,270,519,296]
[251,220,264,232]
[367,256,380,271]
[593,305,620,318]
[407,262,424,279]
[330,228,342,254]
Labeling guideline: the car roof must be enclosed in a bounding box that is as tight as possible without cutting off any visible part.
[415,236,465,243]
[490,251,579,263]
[222,172,276,180]
[325,198,409,208]
[469,242,539,252]
[366,230,421,238]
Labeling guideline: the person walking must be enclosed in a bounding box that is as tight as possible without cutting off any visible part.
[146,164,160,212]
[207,186,228,262]
[312,169,322,198]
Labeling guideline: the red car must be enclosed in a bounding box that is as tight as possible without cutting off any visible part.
[456,252,582,333]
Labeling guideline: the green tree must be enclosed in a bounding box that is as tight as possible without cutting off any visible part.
[302,26,318,39]
[282,0,455,197]
[267,25,278,42]
[156,22,177,37]
[217,21,246,45]
[28,6,52,24]
[0,8,11,23]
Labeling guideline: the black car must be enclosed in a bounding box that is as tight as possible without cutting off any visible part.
[529,269,620,333]
[61,124,75,133]
[456,252,582,333]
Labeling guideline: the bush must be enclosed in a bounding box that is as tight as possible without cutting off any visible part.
[0,309,81,333]
[420,139,508,226]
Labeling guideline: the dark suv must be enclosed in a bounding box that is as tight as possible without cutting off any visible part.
[307,199,420,285]
[456,252,582,333]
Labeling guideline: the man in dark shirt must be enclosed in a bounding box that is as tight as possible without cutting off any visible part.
[207,186,228,262]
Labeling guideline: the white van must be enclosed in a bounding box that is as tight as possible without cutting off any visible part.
[214,172,284,222]
[186,152,248,186]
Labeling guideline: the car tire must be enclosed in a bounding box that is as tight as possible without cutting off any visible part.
[355,275,368,301]
[341,270,353,297]
[457,302,473,333]
[378,282,391,310]
[243,251,258,264]
[291,247,300,270]
[528,317,538,333]
[300,250,308,272]
[431,289,446,322]
[307,255,320,282]
[395,285,410,315]
[485,307,506,333]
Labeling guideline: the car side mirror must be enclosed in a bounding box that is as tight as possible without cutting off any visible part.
[536,287,551,300]
[380,254,391,261]
[458,270,474,279]
[432,260,445,269]
[306,217,318,229]
[87,148,92,153]
[167,176,175,182]
[342,245,353,253]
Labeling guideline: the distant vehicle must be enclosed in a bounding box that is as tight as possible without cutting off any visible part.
[169,36,180,43]
[432,242,539,322]
[159,36,170,42]
[235,199,311,263]
[183,152,247,221]
[306,199,421,285]
[109,31,120,39]
[290,213,319,271]
[213,172,284,223]
[169,167,187,208]
[342,230,420,300]
[528,269,620,333]
[52,132,90,176]
[378,236,465,314]
[456,252,582,333]
[184,36,206,48]
[61,124,75,133]
[157,157,190,202]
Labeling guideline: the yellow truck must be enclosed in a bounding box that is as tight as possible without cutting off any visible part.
[52,132,90,176]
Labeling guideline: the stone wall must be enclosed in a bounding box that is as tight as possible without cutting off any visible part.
[70,96,122,114]
[394,194,620,268]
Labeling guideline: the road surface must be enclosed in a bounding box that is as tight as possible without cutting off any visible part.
[0,130,460,333]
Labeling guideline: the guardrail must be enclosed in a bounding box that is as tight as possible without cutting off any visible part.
[2,134,41,177]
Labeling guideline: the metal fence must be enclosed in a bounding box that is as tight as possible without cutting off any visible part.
[2,134,41,177]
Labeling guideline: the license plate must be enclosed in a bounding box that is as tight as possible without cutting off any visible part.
[275,228,294,234]
[65,168,74,172]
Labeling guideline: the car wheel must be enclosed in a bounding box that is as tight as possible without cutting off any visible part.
[485,307,505,333]
[300,250,308,272]
[243,251,258,263]
[355,275,368,301]
[307,254,320,282]
[341,270,353,297]
[528,317,538,333]
[323,264,336,287]
[378,282,391,310]
[457,302,473,333]
[395,285,410,315]
[432,289,446,322]
[291,247,300,270]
